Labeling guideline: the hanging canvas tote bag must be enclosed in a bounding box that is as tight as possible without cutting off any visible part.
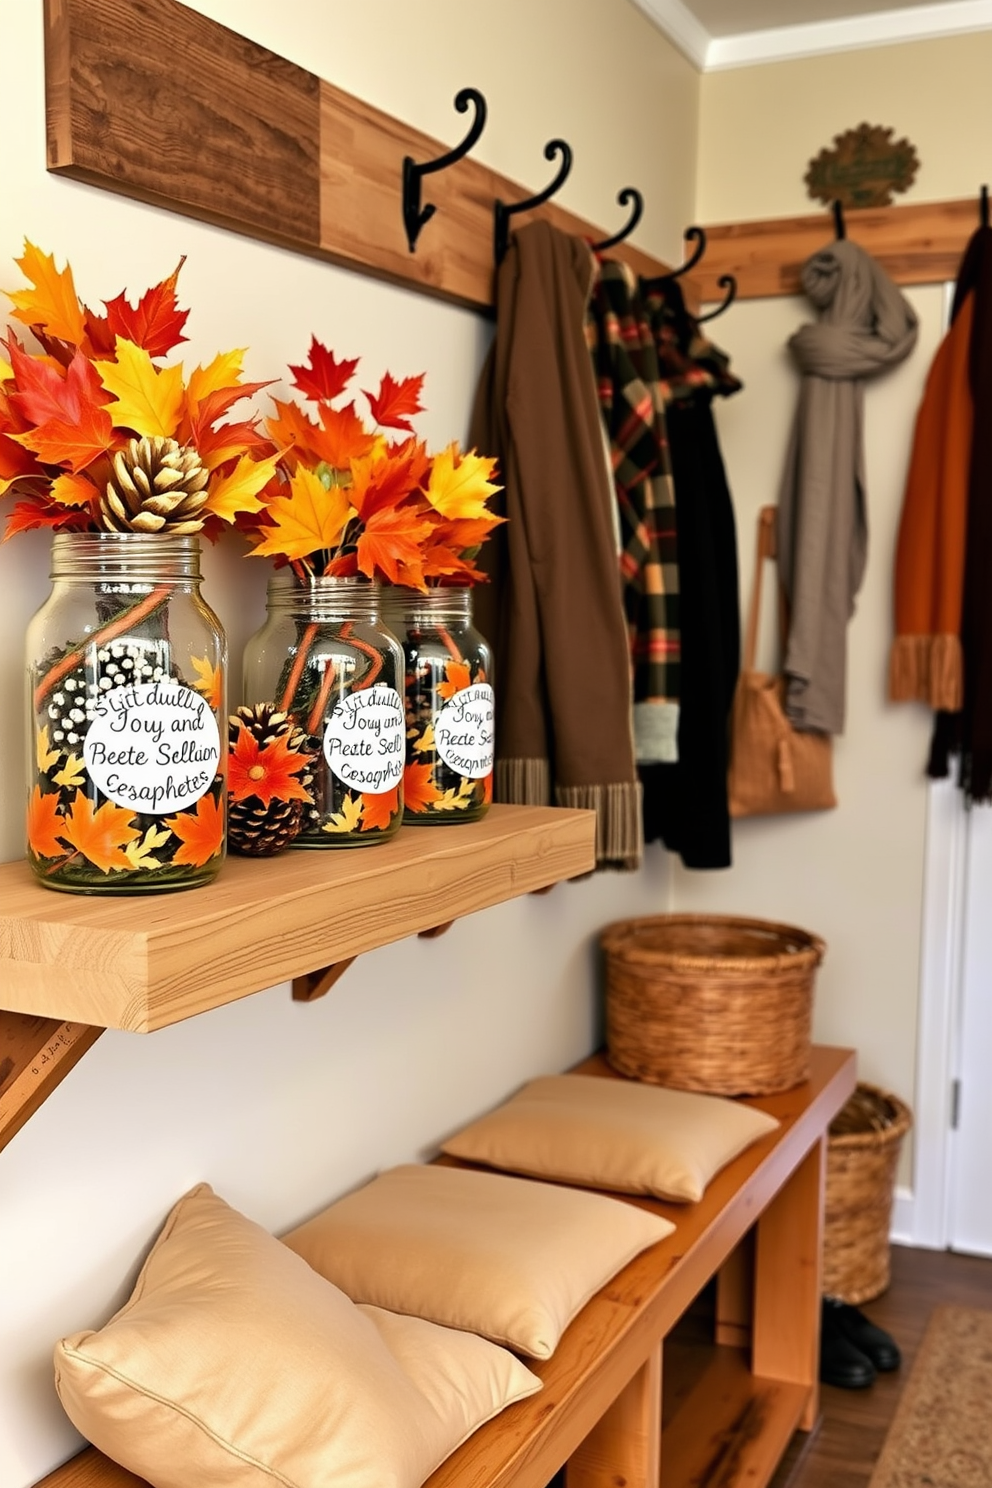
[728,506,837,817]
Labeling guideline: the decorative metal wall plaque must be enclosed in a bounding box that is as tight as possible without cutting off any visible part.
[805,123,919,210]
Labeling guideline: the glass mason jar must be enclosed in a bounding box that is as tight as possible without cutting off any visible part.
[382,586,494,825]
[243,574,405,847]
[26,532,227,895]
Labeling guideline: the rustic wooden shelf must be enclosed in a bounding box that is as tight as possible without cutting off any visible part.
[0,804,595,1035]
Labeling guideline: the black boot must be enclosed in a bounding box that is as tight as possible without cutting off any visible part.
[824,1296,901,1372]
[820,1297,876,1388]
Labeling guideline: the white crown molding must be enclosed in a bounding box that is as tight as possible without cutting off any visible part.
[627,0,711,68]
[707,0,992,69]
[630,0,992,70]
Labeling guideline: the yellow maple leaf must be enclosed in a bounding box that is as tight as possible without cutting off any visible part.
[7,241,86,346]
[95,337,185,438]
[413,724,435,754]
[433,779,476,811]
[426,443,500,521]
[249,465,353,562]
[204,451,281,524]
[187,348,246,406]
[36,725,61,772]
[189,654,223,711]
[53,754,86,791]
[321,793,364,834]
[51,472,98,508]
[123,823,172,871]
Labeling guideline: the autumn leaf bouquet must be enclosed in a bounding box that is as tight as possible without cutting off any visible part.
[3,243,277,893]
[236,338,502,850]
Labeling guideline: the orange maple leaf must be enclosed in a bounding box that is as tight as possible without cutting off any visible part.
[360,783,400,832]
[482,772,493,804]
[403,762,443,814]
[165,792,225,868]
[100,259,190,360]
[438,660,473,700]
[27,786,69,859]
[310,402,378,469]
[59,791,140,872]
[8,242,87,347]
[229,725,313,808]
[355,505,432,585]
[204,451,280,524]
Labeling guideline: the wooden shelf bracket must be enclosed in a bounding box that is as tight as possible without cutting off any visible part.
[0,1012,102,1154]
[290,919,456,1001]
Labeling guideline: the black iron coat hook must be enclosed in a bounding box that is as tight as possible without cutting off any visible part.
[494,139,573,265]
[592,188,644,252]
[403,88,488,253]
[697,273,737,323]
[639,224,707,292]
[832,200,846,239]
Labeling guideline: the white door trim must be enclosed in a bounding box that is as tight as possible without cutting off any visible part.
[899,777,969,1248]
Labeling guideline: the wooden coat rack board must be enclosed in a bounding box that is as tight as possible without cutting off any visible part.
[42,0,685,311]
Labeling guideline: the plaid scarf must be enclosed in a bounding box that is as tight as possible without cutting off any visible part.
[640,276,743,405]
[586,258,680,765]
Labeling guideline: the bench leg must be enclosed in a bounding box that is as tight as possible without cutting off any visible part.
[752,1135,825,1432]
[565,1343,662,1488]
[716,1231,754,1348]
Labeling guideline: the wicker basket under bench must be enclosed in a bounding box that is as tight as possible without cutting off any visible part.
[36,1047,856,1488]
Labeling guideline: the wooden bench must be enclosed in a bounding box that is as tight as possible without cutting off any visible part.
[36,1045,856,1488]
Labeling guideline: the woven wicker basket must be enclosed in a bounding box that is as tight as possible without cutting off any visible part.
[824,1083,913,1304]
[600,913,825,1096]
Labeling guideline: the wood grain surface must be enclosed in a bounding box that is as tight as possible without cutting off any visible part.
[0,1012,101,1154]
[0,805,596,1031]
[696,197,981,302]
[35,1046,856,1488]
[43,0,688,313]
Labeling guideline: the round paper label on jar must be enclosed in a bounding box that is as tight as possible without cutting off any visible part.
[324,683,405,794]
[84,680,221,815]
[434,683,495,780]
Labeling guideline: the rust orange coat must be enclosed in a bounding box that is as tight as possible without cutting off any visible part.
[890,291,974,711]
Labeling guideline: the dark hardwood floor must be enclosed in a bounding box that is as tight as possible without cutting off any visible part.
[772,1242,992,1488]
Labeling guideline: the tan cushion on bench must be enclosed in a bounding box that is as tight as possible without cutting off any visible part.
[54,1183,541,1488]
[282,1163,672,1360]
[440,1073,780,1202]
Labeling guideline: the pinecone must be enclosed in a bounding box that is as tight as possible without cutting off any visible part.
[41,640,173,752]
[227,704,319,856]
[101,436,210,535]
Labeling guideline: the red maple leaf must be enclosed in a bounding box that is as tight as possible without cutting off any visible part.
[289,338,359,404]
[3,499,88,540]
[364,370,425,433]
[8,344,114,471]
[360,783,400,832]
[228,724,313,808]
[99,259,190,360]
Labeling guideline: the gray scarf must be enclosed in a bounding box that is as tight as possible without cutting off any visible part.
[778,240,918,734]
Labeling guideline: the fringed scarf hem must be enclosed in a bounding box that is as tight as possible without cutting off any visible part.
[556,781,643,871]
[889,634,963,712]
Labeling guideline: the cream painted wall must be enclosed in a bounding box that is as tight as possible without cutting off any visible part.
[697,29,992,222]
[0,4,694,1485]
[692,37,980,1180]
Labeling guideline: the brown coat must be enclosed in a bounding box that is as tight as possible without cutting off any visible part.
[469,221,641,869]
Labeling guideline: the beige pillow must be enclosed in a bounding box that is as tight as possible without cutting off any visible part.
[440,1073,780,1203]
[282,1163,671,1360]
[54,1184,541,1488]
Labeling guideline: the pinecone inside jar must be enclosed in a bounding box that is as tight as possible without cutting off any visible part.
[101,436,210,535]
[227,704,319,857]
